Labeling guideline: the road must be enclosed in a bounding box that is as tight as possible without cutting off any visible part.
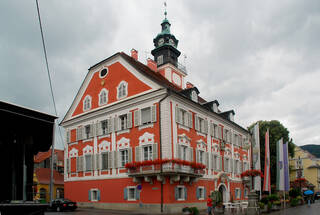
[45,201,320,215]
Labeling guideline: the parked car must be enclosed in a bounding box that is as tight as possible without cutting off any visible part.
[315,192,320,200]
[48,198,77,212]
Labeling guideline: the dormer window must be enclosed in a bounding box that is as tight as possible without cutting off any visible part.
[99,89,108,106]
[213,103,218,112]
[83,95,91,111]
[191,90,198,102]
[99,67,108,78]
[117,81,128,100]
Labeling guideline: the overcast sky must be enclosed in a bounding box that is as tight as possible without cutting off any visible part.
[1,0,319,149]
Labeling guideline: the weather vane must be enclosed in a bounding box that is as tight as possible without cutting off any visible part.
[164,1,167,18]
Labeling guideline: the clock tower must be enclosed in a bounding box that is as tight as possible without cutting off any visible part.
[151,11,181,67]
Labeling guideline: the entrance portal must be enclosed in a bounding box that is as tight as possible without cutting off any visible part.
[218,184,227,203]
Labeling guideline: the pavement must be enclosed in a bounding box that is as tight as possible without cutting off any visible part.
[45,201,320,215]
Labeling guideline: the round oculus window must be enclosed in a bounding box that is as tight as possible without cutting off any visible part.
[100,68,108,78]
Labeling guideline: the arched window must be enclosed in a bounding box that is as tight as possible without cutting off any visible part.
[83,95,91,111]
[99,89,108,106]
[191,90,198,102]
[117,81,128,100]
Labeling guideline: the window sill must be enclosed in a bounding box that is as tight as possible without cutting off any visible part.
[177,198,186,201]
[98,134,111,139]
[90,200,99,202]
[117,129,130,135]
[178,124,190,131]
[138,123,154,130]
[196,131,207,137]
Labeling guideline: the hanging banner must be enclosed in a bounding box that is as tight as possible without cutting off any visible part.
[263,129,271,193]
[252,122,261,193]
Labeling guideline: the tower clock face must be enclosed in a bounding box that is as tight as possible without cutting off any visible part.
[169,39,175,46]
[158,38,164,46]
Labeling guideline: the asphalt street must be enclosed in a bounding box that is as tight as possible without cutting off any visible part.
[45,201,320,215]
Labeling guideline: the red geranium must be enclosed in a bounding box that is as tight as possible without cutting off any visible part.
[241,169,263,178]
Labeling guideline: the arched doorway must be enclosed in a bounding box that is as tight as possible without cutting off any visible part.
[218,184,227,203]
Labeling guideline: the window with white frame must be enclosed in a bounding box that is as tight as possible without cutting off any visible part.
[236,160,239,174]
[176,107,192,128]
[84,125,91,139]
[101,152,108,170]
[117,81,128,99]
[120,149,129,167]
[199,150,204,164]
[157,55,163,65]
[181,145,188,161]
[213,123,218,138]
[143,145,153,161]
[99,89,108,106]
[195,115,208,134]
[235,188,241,199]
[197,187,205,200]
[213,154,218,170]
[175,186,186,200]
[89,189,100,201]
[85,154,93,171]
[101,120,108,135]
[119,114,127,130]
[83,96,91,111]
[244,188,248,198]
[191,90,198,102]
[225,158,229,172]
[141,107,152,125]
[128,187,136,200]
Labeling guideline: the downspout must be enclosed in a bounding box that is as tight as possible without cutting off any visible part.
[159,89,171,213]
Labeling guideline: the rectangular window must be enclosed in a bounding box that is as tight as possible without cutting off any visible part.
[85,125,91,139]
[101,152,108,170]
[119,114,127,130]
[120,149,129,167]
[143,145,152,161]
[177,187,185,200]
[182,145,187,161]
[141,107,151,125]
[225,158,229,172]
[198,187,205,200]
[157,55,163,65]
[92,190,98,201]
[128,187,136,200]
[101,120,108,135]
[85,154,92,171]
[199,151,204,164]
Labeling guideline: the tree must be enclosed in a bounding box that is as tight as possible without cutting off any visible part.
[248,120,295,187]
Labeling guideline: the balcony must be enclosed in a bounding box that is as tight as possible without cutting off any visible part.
[126,160,205,179]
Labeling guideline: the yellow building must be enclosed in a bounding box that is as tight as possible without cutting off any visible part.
[34,168,64,203]
[289,146,320,191]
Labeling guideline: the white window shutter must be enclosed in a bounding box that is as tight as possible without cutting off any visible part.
[188,112,193,128]
[114,117,119,132]
[134,110,140,127]
[96,122,100,136]
[107,119,112,133]
[80,156,84,172]
[108,151,113,169]
[195,115,199,131]
[96,154,101,170]
[152,143,158,160]
[219,126,222,139]
[204,120,208,134]
[175,106,179,123]
[128,148,133,162]
[135,146,141,162]
[113,151,118,168]
[177,145,181,159]
[90,123,94,137]
[189,147,193,162]
[127,112,132,129]
[206,152,210,169]
[151,105,157,123]
[195,149,199,163]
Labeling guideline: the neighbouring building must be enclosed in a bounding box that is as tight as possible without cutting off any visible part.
[0,100,56,214]
[34,149,65,202]
[61,12,252,213]
[290,146,320,191]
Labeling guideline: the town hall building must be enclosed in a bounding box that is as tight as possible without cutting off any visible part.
[61,12,252,213]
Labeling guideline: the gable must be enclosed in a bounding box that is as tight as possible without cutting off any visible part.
[63,54,162,122]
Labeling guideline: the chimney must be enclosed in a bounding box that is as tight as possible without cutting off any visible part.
[186,82,194,89]
[131,48,138,60]
[147,58,157,72]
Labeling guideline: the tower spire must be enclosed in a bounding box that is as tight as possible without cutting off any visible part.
[164,1,167,18]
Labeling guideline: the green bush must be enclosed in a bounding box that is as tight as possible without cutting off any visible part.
[290,198,299,207]
[289,188,300,198]
[273,200,281,206]
[267,202,273,209]
[268,194,280,202]
[182,207,191,213]
[189,207,199,215]
[258,202,265,209]
[260,197,269,204]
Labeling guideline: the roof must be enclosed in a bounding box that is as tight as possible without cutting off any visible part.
[34,149,64,163]
[34,168,64,185]
[64,52,248,133]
